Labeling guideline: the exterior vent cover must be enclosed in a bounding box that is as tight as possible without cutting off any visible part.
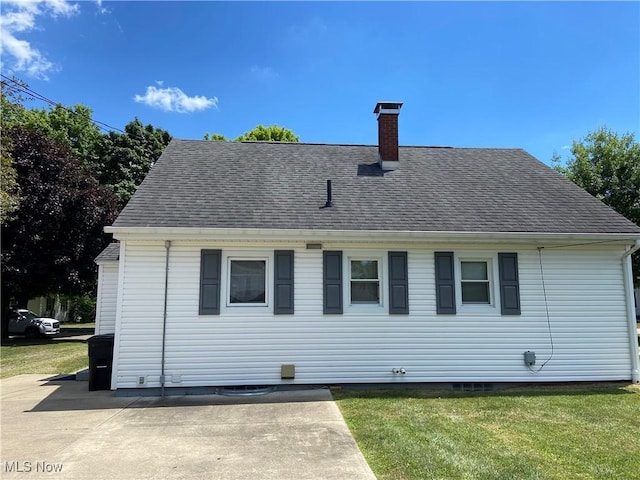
[452,383,494,392]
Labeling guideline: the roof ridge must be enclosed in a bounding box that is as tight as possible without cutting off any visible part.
[171,139,524,151]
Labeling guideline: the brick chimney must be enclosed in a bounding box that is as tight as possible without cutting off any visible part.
[374,101,403,170]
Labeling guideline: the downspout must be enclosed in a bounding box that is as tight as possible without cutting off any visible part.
[160,240,171,397]
[622,240,640,383]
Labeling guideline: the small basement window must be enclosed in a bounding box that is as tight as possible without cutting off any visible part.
[228,259,267,306]
[461,261,490,304]
[350,259,380,304]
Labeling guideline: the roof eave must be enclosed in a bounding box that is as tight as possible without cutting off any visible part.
[104,226,640,245]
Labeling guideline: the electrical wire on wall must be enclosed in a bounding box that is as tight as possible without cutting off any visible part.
[528,246,555,373]
[527,239,633,373]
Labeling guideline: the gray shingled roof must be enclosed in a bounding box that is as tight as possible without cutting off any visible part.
[95,242,119,263]
[111,140,640,235]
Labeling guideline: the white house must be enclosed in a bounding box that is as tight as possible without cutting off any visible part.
[100,102,640,392]
[94,243,119,335]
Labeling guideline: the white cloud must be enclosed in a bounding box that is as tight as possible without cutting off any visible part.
[134,85,218,113]
[44,0,79,17]
[95,0,109,15]
[0,0,78,80]
[250,65,279,81]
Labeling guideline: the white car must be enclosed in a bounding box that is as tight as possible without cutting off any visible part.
[8,309,60,338]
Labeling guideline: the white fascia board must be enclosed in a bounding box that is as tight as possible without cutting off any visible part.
[104,226,640,245]
[95,258,119,266]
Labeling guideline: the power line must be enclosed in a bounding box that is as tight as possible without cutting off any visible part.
[1,74,126,134]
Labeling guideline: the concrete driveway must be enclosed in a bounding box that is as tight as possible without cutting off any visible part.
[0,375,375,480]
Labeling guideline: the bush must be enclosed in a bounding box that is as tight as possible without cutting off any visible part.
[62,294,96,323]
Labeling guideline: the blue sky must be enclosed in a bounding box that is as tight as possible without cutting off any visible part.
[1,1,638,164]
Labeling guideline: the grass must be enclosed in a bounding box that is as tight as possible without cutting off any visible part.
[61,322,95,332]
[334,383,640,480]
[0,337,88,379]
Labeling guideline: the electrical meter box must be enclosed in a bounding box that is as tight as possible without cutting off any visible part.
[524,351,536,366]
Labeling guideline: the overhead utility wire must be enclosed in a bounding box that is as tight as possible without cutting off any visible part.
[536,239,634,250]
[1,74,126,134]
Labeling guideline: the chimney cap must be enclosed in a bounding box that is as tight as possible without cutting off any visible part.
[374,101,403,114]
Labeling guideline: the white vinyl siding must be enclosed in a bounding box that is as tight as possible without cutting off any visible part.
[95,263,119,334]
[112,241,633,389]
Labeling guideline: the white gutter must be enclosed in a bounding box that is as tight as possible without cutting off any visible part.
[622,240,640,383]
[104,226,640,244]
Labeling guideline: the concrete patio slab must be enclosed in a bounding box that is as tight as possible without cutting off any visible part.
[0,375,375,480]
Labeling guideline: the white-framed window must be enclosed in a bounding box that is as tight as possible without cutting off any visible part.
[349,259,381,305]
[460,260,490,304]
[227,257,268,307]
[454,255,497,310]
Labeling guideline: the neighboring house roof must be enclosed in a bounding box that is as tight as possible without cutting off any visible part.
[95,242,120,263]
[111,140,640,235]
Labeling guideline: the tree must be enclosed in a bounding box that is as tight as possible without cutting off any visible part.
[24,104,103,171]
[1,126,118,335]
[203,132,227,141]
[1,82,171,209]
[554,127,640,283]
[203,125,299,143]
[0,136,19,225]
[236,124,299,142]
[1,82,25,224]
[98,119,172,208]
[1,85,103,174]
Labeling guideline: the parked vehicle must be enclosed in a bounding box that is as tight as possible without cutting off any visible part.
[8,309,60,338]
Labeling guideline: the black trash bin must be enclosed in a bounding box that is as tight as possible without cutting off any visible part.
[88,334,114,391]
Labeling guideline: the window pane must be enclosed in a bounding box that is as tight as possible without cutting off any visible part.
[461,261,488,280]
[230,260,266,304]
[351,282,380,303]
[351,260,378,279]
[462,282,490,303]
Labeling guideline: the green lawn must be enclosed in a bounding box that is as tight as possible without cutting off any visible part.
[0,337,88,379]
[61,322,95,332]
[334,383,640,480]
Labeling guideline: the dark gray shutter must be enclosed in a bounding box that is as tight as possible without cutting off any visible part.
[388,251,409,314]
[199,249,221,315]
[498,252,521,315]
[435,252,456,314]
[274,250,294,314]
[323,251,343,314]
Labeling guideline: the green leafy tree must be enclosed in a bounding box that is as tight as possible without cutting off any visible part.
[554,127,640,284]
[1,126,118,335]
[236,124,299,142]
[1,82,171,209]
[1,136,19,225]
[25,104,103,171]
[203,132,227,141]
[97,119,172,208]
[1,80,28,126]
[204,125,299,142]
[1,82,26,224]
[1,85,103,174]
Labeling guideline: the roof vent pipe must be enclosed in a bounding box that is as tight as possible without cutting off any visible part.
[323,180,333,208]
